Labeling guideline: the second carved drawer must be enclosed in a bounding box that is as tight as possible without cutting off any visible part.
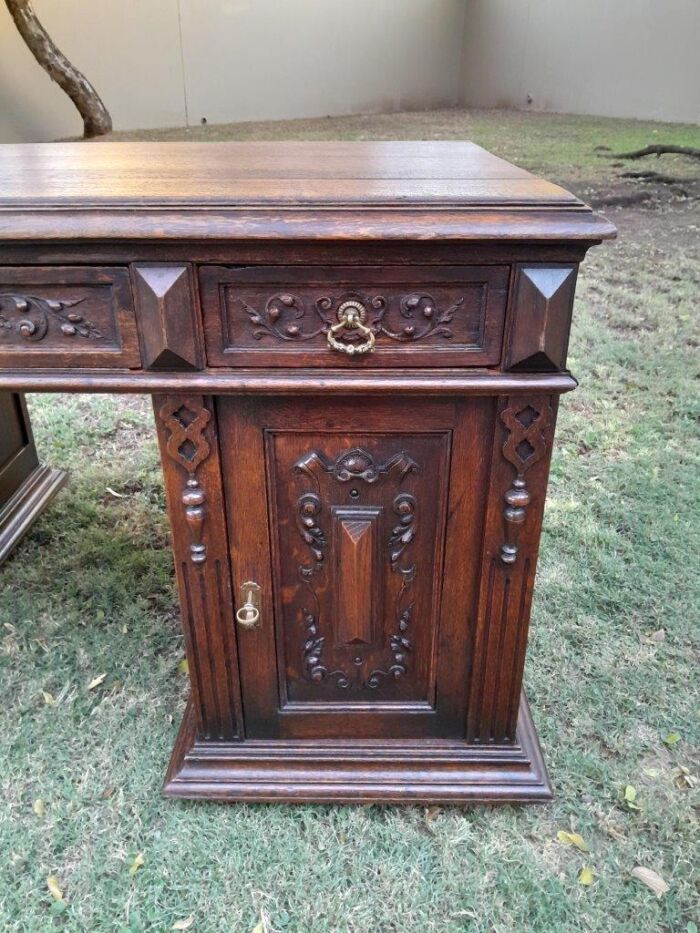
[199,265,509,368]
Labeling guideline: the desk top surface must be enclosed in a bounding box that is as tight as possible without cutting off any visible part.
[0,141,615,242]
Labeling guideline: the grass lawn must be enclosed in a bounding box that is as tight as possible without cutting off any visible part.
[1,109,699,932]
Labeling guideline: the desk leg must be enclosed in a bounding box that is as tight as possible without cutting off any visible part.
[0,392,67,565]
[153,394,244,746]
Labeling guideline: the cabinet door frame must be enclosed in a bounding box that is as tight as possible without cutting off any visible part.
[218,395,494,741]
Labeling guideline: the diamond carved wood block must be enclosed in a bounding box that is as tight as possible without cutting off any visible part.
[132,264,203,371]
[506,265,577,372]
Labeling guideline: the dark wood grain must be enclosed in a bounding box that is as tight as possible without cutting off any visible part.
[132,264,204,371]
[505,265,578,371]
[0,142,616,243]
[0,265,140,369]
[0,140,616,804]
[200,264,508,369]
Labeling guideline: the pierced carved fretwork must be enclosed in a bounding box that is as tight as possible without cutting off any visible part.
[158,398,212,564]
[499,397,553,565]
[0,293,101,341]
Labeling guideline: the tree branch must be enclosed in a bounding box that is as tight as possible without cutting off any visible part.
[5,0,112,138]
[612,144,700,161]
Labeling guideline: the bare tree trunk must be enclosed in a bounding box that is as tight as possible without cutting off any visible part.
[5,0,112,138]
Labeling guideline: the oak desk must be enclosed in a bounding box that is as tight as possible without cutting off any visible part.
[0,141,614,803]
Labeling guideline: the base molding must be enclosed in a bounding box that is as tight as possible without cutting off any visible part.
[163,692,552,804]
[0,464,68,565]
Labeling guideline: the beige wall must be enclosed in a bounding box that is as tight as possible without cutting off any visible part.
[1,0,698,143]
[0,0,467,143]
[462,0,700,124]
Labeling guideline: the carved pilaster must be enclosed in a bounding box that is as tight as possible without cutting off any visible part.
[154,395,243,742]
[468,395,558,745]
[499,398,553,565]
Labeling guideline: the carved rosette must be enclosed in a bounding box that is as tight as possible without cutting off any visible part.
[240,291,465,346]
[499,398,553,565]
[158,398,212,564]
[293,446,420,690]
[0,293,101,341]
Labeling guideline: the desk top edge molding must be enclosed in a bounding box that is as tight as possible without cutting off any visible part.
[0,140,615,243]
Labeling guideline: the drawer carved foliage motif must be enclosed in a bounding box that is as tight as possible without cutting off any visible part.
[293,446,419,690]
[499,396,553,565]
[241,291,466,345]
[158,397,212,565]
[0,293,102,341]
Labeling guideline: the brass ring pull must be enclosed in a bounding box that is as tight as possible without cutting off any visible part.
[326,300,376,356]
[236,582,261,629]
[236,604,260,628]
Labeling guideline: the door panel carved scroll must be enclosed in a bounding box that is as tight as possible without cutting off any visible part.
[291,444,422,693]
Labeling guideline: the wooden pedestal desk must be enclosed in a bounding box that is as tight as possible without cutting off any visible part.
[0,142,614,804]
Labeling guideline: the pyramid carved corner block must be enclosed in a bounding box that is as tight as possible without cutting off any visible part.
[505,264,577,372]
[132,264,204,371]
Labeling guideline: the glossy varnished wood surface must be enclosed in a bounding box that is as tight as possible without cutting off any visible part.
[0,141,616,242]
[1,141,616,803]
[0,141,576,205]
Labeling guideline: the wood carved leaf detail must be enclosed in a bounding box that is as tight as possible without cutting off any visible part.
[293,446,420,690]
[0,293,101,341]
[238,291,468,345]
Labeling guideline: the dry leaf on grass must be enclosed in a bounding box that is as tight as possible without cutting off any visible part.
[556,830,590,852]
[172,918,194,930]
[46,876,63,901]
[623,785,641,810]
[42,691,55,706]
[177,658,189,675]
[631,866,669,897]
[578,866,594,886]
[33,798,45,817]
[673,766,698,789]
[128,852,145,875]
[87,673,107,691]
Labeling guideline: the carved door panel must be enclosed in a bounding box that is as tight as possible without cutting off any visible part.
[218,397,493,740]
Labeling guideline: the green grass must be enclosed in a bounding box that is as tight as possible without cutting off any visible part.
[2,109,699,932]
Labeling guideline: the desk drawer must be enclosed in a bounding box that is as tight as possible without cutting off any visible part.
[0,266,140,369]
[200,265,508,368]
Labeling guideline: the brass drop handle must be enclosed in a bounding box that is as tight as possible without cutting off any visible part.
[327,300,376,356]
[235,581,261,629]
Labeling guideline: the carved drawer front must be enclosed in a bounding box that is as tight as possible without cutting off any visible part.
[0,266,140,369]
[200,265,508,368]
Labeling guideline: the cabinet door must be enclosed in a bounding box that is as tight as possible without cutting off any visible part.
[218,397,492,740]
